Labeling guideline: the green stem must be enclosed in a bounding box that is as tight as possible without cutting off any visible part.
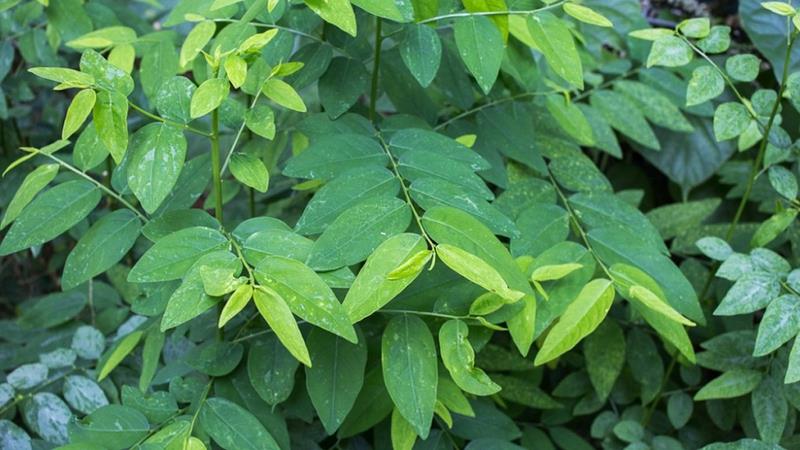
[416,2,566,25]
[31,149,148,222]
[725,34,798,242]
[369,17,383,123]
[376,134,436,249]
[211,108,224,223]
[221,90,262,175]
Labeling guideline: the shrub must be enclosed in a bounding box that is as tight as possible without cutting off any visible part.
[0,0,799,449]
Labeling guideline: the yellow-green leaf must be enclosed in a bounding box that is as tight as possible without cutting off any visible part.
[254,286,312,367]
[262,78,307,112]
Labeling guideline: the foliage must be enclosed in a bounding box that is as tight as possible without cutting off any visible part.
[1,0,800,449]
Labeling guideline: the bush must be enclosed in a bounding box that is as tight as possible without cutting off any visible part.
[0,0,799,449]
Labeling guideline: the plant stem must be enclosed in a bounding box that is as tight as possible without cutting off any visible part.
[369,17,383,123]
[211,107,224,223]
[221,90,262,175]
[32,150,148,222]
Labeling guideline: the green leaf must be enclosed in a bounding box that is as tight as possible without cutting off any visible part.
[726,54,761,82]
[248,334,300,405]
[0,180,101,256]
[62,88,96,140]
[305,327,367,434]
[400,24,441,87]
[127,123,187,213]
[667,392,694,429]
[563,3,612,27]
[230,152,269,192]
[253,287,311,366]
[199,398,280,450]
[398,150,494,200]
[139,330,164,392]
[410,177,519,238]
[343,233,428,322]
[694,369,763,400]
[382,314,437,439]
[768,165,798,199]
[262,78,307,112]
[0,163,58,229]
[67,26,137,50]
[191,78,230,118]
[647,36,693,68]
[180,20,216,67]
[219,284,252,328]
[439,320,500,396]
[19,290,87,329]
[155,76,196,124]
[28,66,94,88]
[697,25,732,53]
[713,102,751,141]
[629,285,696,326]
[545,96,594,146]
[319,57,369,119]
[304,0,356,36]
[351,0,414,22]
[296,167,399,235]
[97,331,143,381]
[245,104,276,139]
[528,12,583,88]
[751,209,798,248]
[752,375,787,444]
[69,405,149,449]
[753,294,800,356]
[677,18,710,38]
[80,50,134,95]
[389,129,490,171]
[590,90,660,150]
[762,1,796,15]
[128,226,228,283]
[93,90,129,163]
[436,244,524,302]
[454,15,504,94]
[391,408,417,450]
[534,279,615,365]
[584,320,625,400]
[307,196,411,271]
[255,255,357,342]
[614,80,693,133]
[686,65,725,107]
[63,375,108,415]
[62,210,141,290]
[283,134,388,181]
[224,54,247,88]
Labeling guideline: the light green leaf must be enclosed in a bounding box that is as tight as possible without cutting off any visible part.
[768,165,798,199]
[199,398,280,450]
[127,123,187,213]
[762,1,796,15]
[254,255,357,342]
[62,210,141,290]
[180,21,216,67]
[307,196,411,271]
[563,3,612,27]
[694,369,763,400]
[305,327,367,434]
[304,0,356,36]
[97,331,143,381]
[713,102,751,141]
[382,314,437,439]
[647,36,693,68]
[262,78,307,112]
[28,66,93,88]
[343,233,428,323]
[437,244,525,302]
[530,263,583,282]
[545,96,595,146]
[80,49,134,95]
[67,26,137,50]
[128,227,228,283]
[534,279,615,365]
[62,88,96,140]
[219,284,252,328]
[677,18,710,38]
[686,65,725,106]
[245,104,275,140]
[253,286,311,366]
[528,12,583,88]
[391,408,416,450]
[751,209,798,248]
[230,152,269,192]
[439,320,500,396]
[454,15,504,94]
[0,180,101,256]
[629,285,696,326]
[0,163,59,229]
[191,78,230,118]
[726,53,761,82]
